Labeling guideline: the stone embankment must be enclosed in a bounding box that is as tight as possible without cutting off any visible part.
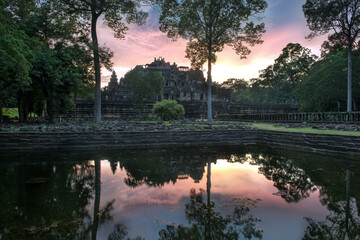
[0,121,359,158]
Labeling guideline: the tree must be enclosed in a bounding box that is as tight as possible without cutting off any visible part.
[303,0,360,112]
[295,49,360,111]
[61,0,148,122]
[123,69,165,107]
[23,0,96,123]
[250,43,317,104]
[222,78,249,93]
[0,0,33,121]
[158,0,267,121]
[152,100,185,120]
[273,43,318,86]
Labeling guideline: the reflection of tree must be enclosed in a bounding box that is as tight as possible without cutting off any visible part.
[257,156,316,203]
[0,161,95,239]
[107,223,145,240]
[159,158,263,240]
[118,155,207,188]
[229,153,317,203]
[0,159,115,240]
[303,170,360,240]
[159,188,262,240]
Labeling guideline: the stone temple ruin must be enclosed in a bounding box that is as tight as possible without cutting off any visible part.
[103,57,209,103]
[64,57,298,119]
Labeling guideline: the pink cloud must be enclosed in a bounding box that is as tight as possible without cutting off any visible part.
[97,11,327,84]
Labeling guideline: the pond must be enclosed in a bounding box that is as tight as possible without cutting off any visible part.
[0,146,359,240]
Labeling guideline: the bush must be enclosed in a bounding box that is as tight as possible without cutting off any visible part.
[152,100,185,120]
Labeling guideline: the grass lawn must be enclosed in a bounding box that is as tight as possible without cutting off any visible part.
[2,108,18,118]
[247,122,360,136]
[2,108,38,119]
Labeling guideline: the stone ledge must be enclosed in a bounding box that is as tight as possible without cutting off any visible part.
[0,129,359,158]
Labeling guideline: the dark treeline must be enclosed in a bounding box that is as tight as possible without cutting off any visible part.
[215,42,360,112]
[0,0,146,123]
[0,0,98,123]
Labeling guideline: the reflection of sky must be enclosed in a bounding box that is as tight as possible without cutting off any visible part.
[94,159,329,240]
[98,0,327,87]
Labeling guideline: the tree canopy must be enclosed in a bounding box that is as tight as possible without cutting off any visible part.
[295,49,360,112]
[123,69,165,107]
[60,0,149,122]
[303,0,360,111]
[158,0,267,121]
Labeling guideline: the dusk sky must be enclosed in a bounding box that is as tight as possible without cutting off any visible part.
[99,0,327,87]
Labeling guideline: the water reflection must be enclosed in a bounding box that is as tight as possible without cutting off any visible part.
[303,170,360,240]
[159,157,262,239]
[228,153,317,203]
[0,146,359,239]
[0,161,95,239]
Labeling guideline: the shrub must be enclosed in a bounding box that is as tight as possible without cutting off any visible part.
[152,100,185,120]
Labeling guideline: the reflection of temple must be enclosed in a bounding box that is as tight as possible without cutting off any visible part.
[103,57,208,102]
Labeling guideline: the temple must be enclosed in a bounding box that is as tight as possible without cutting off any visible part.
[102,57,211,103]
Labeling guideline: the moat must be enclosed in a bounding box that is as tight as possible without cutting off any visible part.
[0,145,359,240]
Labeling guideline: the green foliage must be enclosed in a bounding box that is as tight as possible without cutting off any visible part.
[60,0,149,122]
[2,108,19,118]
[158,0,267,120]
[152,100,185,120]
[302,0,360,48]
[124,69,165,106]
[295,50,360,111]
[0,3,33,109]
[249,43,317,104]
[303,0,360,111]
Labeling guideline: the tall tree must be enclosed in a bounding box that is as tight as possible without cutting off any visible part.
[0,0,35,122]
[251,43,317,104]
[158,0,267,121]
[303,0,360,112]
[295,49,360,112]
[23,0,96,123]
[123,69,165,107]
[61,0,148,122]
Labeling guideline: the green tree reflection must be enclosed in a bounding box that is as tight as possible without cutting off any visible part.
[0,159,115,240]
[159,158,263,240]
[117,154,207,188]
[303,170,360,240]
[228,153,317,203]
[0,161,95,239]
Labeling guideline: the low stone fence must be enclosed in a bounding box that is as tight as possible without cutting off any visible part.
[0,130,256,151]
[218,112,360,122]
[0,129,359,158]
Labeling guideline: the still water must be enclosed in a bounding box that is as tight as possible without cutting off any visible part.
[0,146,359,240]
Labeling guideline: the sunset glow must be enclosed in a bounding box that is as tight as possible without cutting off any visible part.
[99,0,328,88]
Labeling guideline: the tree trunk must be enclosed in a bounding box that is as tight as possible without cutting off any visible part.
[207,51,212,122]
[0,79,2,121]
[205,157,211,239]
[347,47,352,112]
[345,169,350,239]
[92,159,101,240]
[40,75,54,123]
[91,13,101,123]
[18,88,28,122]
[46,99,54,123]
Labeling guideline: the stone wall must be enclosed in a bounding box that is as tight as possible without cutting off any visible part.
[55,101,299,119]
[0,130,359,158]
[0,130,256,151]
[256,130,360,157]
